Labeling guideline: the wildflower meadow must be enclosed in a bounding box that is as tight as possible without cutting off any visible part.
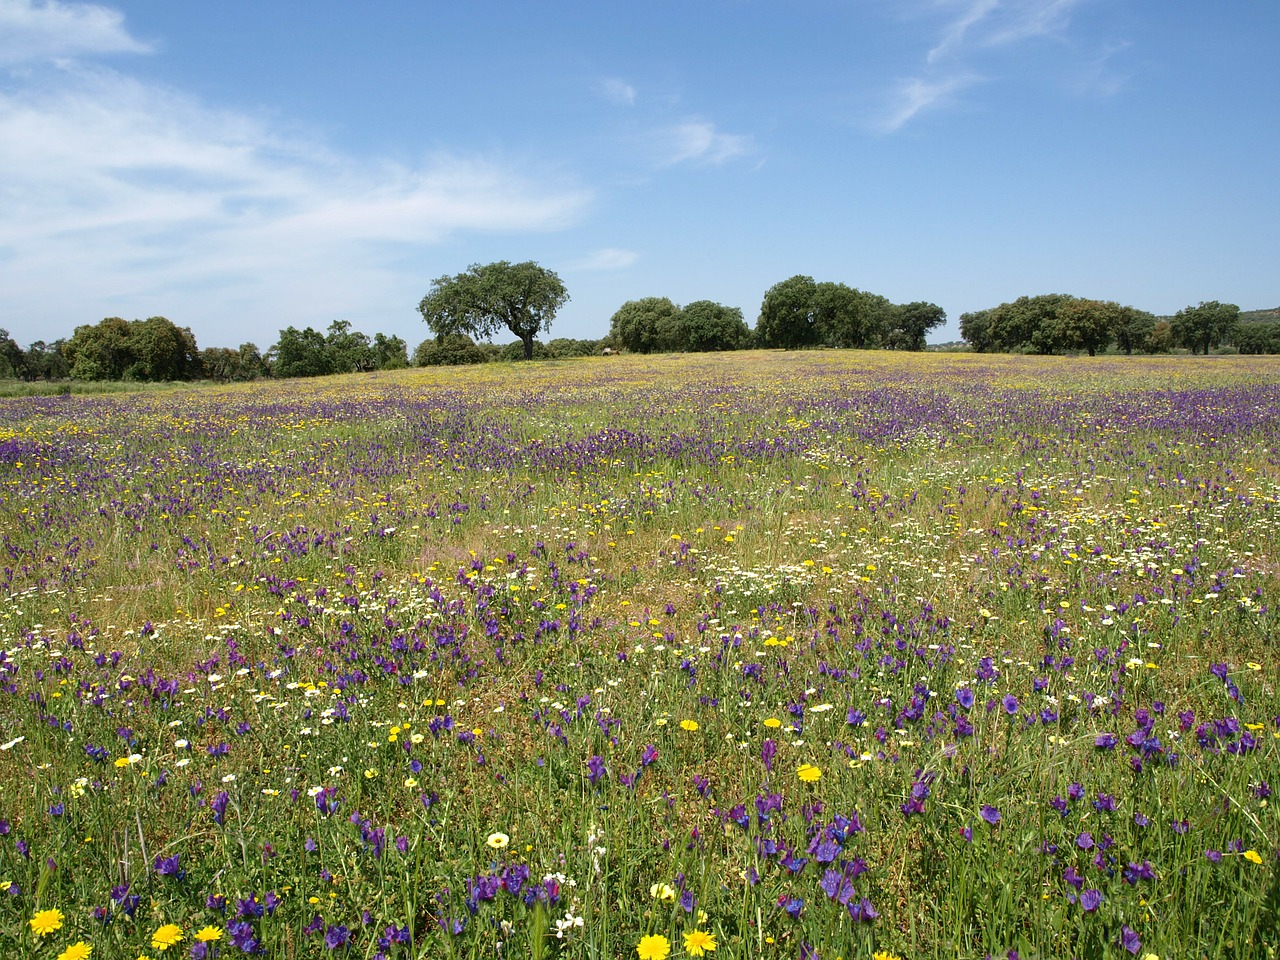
[0,350,1276,960]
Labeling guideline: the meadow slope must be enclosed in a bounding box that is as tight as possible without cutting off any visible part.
[0,351,1277,959]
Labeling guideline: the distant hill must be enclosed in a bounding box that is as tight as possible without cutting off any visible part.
[1240,307,1280,323]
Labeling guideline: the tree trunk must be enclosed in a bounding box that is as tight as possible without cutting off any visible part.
[522,334,534,360]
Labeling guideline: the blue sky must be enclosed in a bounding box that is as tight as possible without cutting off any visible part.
[2,0,1277,350]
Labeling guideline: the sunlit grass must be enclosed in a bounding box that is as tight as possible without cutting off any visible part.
[0,350,1277,958]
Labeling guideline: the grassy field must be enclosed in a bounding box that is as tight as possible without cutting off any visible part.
[0,351,1276,960]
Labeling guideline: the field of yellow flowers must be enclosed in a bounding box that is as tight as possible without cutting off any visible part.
[0,350,1276,959]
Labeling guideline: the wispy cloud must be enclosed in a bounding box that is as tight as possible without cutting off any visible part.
[596,77,637,106]
[0,63,592,341]
[0,0,151,64]
[878,73,979,133]
[653,119,752,167]
[567,247,638,272]
[982,0,1082,48]
[881,0,1093,132]
[927,0,999,64]
[1070,39,1133,97]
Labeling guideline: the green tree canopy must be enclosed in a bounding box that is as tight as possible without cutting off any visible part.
[127,316,201,380]
[1171,300,1239,355]
[418,261,568,360]
[680,300,750,352]
[413,333,488,366]
[326,320,375,372]
[200,342,267,382]
[1055,299,1121,357]
[609,297,682,354]
[272,326,334,379]
[813,282,892,349]
[23,340,69,380]
[63,316,200,381]
[985,294,1077,353]
[67,317,133,380]
[0,329,25,379]
[1113,307,1158,355]
[885,302,946,351]
[756,275,819,349]
[372,333,409,370]
[959,309,996,353]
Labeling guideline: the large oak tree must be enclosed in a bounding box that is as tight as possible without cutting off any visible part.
[419,261,568,360]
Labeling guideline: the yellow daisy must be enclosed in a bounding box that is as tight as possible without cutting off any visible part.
[683,928,718,956]
[150,924,185,951]
[636,934,671,960]
[30,908,65,937]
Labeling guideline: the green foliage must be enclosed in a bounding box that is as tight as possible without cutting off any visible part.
[959,295,1166,356]
[413,333,489,366]
[886,302,947,351]
[545,337,605,358]
[986,294,1077,354]
[959,308,996,353]
[1145,320,1174,354]
[64,316,200,381]
[758,277,935,351]
[678,300,750,352]
[373,333,409,370]
[0,329,25,379]
[609,297,682,354]
[756,275,819,348]
[1113,307,1158,355]
[610,298,748,353]
[1238,307,1280,324]
[1231,321,1280,355]
[20,340,69,381]
[498,338,551,361]
[67,317,134,380]
[1172,300,1240,354]
[813,282,893,349]
[1055,299,1122,357]
[126,316,202,380]
[200,343,268,382]
[418,261,569,360]
[326,320,375,372]
[271,325,335,379]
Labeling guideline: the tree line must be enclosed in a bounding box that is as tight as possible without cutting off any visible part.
[6,263,1274,383]
[417,262,947,360]
[0,313,612,383]
[959,296,1280,356]
[0,318,411,384]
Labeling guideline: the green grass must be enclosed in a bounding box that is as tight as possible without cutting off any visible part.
[0,351,1276,959]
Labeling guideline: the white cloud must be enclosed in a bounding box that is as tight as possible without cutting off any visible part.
[596,77,637,106]
[878,73,978,133]
[568,247,638,272]
[883,0,1091,132]
[0,65,593,343]
[0,0,150,64]
[927,0,999,64]
[981,0,1083,49]
[654,120,752,167]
